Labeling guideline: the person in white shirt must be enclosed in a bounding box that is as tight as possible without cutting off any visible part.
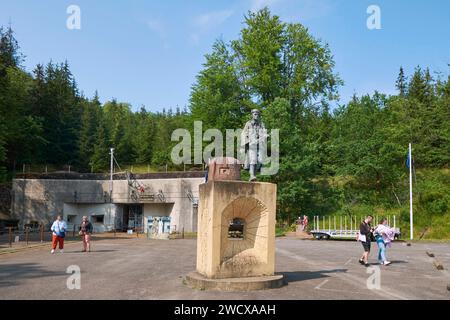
[50,215,67,254]
[374,218,395,266]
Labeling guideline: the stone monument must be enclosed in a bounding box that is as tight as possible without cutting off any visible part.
[185,144,284,290]
[240,109,268,182]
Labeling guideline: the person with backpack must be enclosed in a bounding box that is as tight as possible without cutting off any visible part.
[79,216,93,252]
[50,215,67,254]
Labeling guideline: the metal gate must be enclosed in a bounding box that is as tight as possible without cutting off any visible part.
[127,204,143,231]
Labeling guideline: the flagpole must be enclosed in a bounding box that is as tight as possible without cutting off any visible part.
[409,143,413,240]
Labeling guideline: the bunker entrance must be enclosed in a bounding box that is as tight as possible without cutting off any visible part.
[123,204,143,231]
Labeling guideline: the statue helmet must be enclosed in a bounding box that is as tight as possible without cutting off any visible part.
[251,109,261,114]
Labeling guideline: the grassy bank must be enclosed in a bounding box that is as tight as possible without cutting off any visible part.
[325,168,450,240]
[275,169,449,240]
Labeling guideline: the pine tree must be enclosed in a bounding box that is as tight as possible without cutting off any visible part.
[396,67,407,96]
[0,27,46,169]
[79,92,101,170]
[39,61,82,165]
[90,118,110,172]
[0,119,6,180]
[0,25,23,75]
[134,107,155,164]
[408,67,428,102]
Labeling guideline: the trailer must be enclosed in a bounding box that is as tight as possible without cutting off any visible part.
[311,229,358,240]
[310,215,401,240]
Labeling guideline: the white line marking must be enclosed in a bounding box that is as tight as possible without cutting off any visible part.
[276,248,308,261]
[314,279,329,290]
[277,247,410,300]
[344,258,352,265]
[333,272,408,300]
[315,286,377,296]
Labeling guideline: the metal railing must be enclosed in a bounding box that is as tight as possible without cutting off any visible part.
[14,163,206,175]
[310,215,401,240]
[0,223,148,249]
[0,225,51,248]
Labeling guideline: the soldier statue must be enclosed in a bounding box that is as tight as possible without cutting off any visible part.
[240,109,268,182]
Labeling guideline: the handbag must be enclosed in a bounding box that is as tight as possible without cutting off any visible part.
[56,222,66,238]
[357,233,366,242]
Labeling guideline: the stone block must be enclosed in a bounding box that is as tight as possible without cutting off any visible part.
[196,180,276,279]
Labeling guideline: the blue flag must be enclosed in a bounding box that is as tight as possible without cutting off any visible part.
[406,151,410,169]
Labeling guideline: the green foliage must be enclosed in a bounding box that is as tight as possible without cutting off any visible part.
[234,8,285,104]
[90,117,110,172]
[0,25,23,71]
[103,99,136,164]
[1,66,46,165]
[133,107,155,164]
[0,11,449,237]
[0,122,6,181]
[396,67,407,97]
[79,93,102,170]
[191,8,342,224]
[190,39,251,131]
[416,169,449,216]
[386,68,450,168]
[330,94,404,193]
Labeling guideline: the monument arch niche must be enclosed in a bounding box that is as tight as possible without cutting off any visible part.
[220,196,269,278]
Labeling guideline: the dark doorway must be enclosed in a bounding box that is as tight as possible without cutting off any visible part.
[123,204,143,231]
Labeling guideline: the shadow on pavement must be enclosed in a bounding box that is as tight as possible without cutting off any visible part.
[278,269,348,283]
[61,249,117,254]
[389,260,408,264]
[0,262,66,288]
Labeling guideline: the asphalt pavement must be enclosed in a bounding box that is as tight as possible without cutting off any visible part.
[0,237,449,299]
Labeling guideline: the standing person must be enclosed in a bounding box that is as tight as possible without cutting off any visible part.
[302,215,309,231]
[374,218,395,266]
[50,215,67,254]
[79,216,93,252]
[297,216,304,230]
[358,215,374,267]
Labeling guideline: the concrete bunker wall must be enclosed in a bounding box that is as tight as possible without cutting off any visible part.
[11,177,204,232]
[63,203,119,233]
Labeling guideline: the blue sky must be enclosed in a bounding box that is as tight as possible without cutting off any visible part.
[1,0,449,112]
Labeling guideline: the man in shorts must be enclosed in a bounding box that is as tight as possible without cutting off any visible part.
[358,215,374,267]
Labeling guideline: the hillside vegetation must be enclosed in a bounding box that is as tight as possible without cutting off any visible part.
[0,9,448,238]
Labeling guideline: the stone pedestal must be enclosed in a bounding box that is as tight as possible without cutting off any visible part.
[185,180,284,291]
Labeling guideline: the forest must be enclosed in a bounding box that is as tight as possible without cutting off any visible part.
[0,8,449,238]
